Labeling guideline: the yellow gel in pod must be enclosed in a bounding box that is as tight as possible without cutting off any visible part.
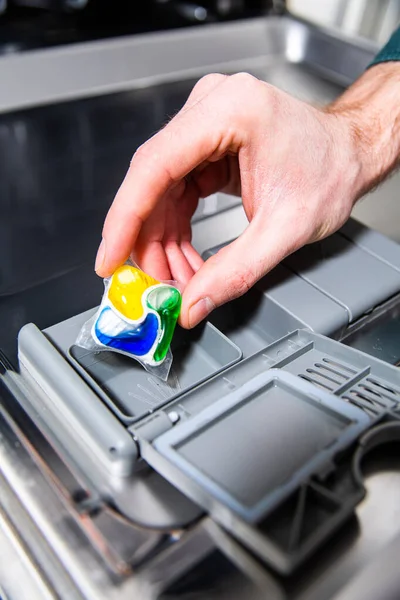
[108,265,159,320]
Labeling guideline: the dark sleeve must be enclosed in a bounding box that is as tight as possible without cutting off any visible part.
[369,25,400,67]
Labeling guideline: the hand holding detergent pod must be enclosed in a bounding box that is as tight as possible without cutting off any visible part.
[76,263,182,381]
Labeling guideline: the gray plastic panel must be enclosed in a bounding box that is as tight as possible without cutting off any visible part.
[18,323,138,478]
[275,332,400,421]
[17,323,204,529]
[209,286,304,359]
[16,311,400,570]
[150,370,368,522]
[133,328,400,439]
[203,221,400,335]
[203,245,349,338]
[340,219,400,273]
[342,301,400,366]
[139,369,369,573]
[46,309,242,424]
[255,265,348,337]
[136,328,400,572]
[284,233,400,322]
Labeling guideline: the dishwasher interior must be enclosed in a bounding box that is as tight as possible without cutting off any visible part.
[1,13,400,600]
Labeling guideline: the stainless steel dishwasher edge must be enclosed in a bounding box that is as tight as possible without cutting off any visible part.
[1,13,400,600]
[0,15,377,114]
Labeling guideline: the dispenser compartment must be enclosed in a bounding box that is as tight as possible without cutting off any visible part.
[135,328,400,573]
[141,369,370,573]
[151,370,368,521]
[45,309,242,424]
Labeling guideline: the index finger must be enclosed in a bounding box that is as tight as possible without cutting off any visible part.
[96,89,233,278]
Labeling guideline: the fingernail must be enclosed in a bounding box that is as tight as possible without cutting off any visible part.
[95,238,106,274]
[188,297,215,328]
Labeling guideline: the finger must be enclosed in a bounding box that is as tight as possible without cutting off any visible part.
[97,83,237,277]
[165,241,195,286]
[132,195,170,280]
[136,169,201,281]
[179,213,301,328]
[162,191,196,286]
[181,241,204,272]
[133,240,171,282]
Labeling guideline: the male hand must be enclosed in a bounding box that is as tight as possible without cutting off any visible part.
[95,64,400,328]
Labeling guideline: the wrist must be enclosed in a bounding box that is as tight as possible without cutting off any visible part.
[326,62,400,198]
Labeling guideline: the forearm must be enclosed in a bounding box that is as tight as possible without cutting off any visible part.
[327,62,400,198]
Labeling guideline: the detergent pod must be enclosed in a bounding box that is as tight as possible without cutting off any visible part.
[76,264,182,381]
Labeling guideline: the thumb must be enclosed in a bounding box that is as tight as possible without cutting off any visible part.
[180,218,287,328]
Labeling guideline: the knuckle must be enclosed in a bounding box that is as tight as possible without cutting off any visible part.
[131,140,150,163]
[224,73,274,124]
[131,133,163,168]
[230,72,259,91]
[195,73,226,91]
[231,71,255,83]
[190,73,227,100]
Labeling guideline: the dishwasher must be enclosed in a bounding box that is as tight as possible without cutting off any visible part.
[0,4,400,600]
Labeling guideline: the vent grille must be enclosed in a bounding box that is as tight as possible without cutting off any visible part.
[365,377,400,401]
[341,391,381,417]
[298,357,355,393]
[342,376,400,418]
[296,356,400,420]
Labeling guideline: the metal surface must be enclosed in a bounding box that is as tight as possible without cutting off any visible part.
[0,393,216,600]
[332,528,400,600]
[0,507,54,600]
[0,16,378,113]
[0,14,400,600]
